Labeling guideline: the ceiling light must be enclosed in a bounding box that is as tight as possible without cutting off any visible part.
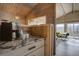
[15,16,20,19]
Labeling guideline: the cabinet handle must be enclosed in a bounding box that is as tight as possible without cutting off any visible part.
[28,46,36,50]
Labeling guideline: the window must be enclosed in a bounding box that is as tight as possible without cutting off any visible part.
[67,23,79,36]
[56,24,64,33]
[67,24,74,34]
[74,24,79,34]
[28,16,46,26]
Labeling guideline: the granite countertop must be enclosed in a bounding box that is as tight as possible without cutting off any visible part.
[0,37,44,55]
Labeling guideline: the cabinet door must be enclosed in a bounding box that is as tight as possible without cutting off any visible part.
[27,47,44,56]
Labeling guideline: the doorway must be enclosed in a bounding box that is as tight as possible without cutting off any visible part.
[55,22,79,56]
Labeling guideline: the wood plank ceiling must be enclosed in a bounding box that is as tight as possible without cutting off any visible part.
[0,3,55,24]
[0,3,37,16]
[26,3,55,20]
[0,3,55,18]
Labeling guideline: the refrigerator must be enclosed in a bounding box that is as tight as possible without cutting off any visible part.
[0,22,20,41]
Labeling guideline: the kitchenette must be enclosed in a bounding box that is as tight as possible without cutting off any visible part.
[0,3,55,56]
[0,20,45,56]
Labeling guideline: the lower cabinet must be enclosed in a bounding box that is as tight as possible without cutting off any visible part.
[26,46,44,56]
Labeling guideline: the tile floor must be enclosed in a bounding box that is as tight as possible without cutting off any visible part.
[56,38,79,56]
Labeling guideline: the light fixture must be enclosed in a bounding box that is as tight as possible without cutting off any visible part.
[15,16,20,20]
